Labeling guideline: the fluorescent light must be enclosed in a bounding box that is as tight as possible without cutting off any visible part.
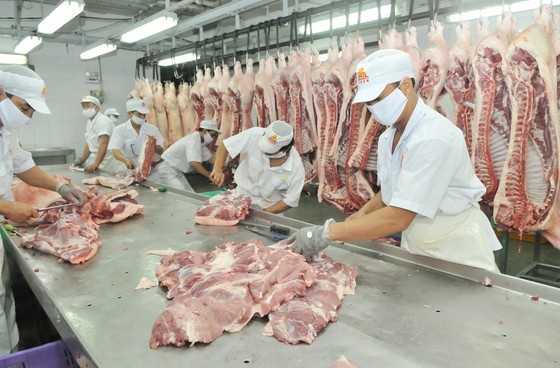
[121,14,178,43]
[299,4,392,34]
[37,0,85,34]
[0,53,27,65]
[14,35,42,54]
[158,52,196,66]
[80,43,117,60]
[448,0,547,22]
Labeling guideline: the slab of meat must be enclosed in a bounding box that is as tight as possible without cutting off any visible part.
[12,175,66,208]
[240,59,255,130]
[405,26,422,82]
[134,135,156,183]
[194,190,251,226]
[20,207,100,264]
[471,13,516,205]
[150,241,315,348]
[164,82,183,146]
[418,22,449,109]
[82,172,135,189]
[153,82,169,147]
[89,189,144,224]
[495,7,560,246]
[178,83,195,136]
[331,356,358,368]
[139,79,157,126]
[189,69,205,128]
[263,253,357,344]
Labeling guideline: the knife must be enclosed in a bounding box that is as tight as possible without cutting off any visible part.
[36,203,75,212]
[238,221,291,235]
[245,227,288,241]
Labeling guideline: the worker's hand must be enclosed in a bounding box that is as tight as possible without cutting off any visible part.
[85,163,99,173]
[209,169,225,187]
[58,184,88,207]
[125,160,135,169]
[5,202,39,223]
[288,218,335,261]
[346,208,366,222]
[73,158,84,167]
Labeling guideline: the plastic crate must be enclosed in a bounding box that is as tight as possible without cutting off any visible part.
[0,340,79,368]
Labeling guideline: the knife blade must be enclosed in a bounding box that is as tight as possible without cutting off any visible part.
[36,203,75,212]
[245,227,288,241]
[238,221,291,235]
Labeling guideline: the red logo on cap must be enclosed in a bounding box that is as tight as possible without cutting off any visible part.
[268,135,277,144]
[41,85,47,98]
[357,68,369,84]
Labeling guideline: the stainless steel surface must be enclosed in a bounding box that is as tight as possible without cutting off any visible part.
[4,164,560,368]
[27,147,75,166]
[36,203,75,212]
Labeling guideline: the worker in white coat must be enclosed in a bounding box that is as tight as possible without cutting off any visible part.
[108,98,164,172]
[210,120,305,214]
[288,49,502,272]
[74,96,115,173]
[103,107,120,125]
[0,66,88,354]
[159,120,220,191]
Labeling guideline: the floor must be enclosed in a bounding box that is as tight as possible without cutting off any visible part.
[10,173,560,353]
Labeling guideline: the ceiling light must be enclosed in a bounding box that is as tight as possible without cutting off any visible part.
[509,0,539,12]
[37,0,85,35]
[0,53,28,65]
[158,52,197,66]
[14,35,42,54]
[80,43,117,60]
[121,13,178,44]
[299,4,392,34]
[448,0,548,22]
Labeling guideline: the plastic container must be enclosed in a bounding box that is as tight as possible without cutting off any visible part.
[0,340,79,368]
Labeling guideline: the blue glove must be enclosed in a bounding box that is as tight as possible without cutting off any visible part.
[58,184,88,207]
[288,218,334,261]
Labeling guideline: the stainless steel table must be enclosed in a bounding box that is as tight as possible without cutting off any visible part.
[4,164,560,367]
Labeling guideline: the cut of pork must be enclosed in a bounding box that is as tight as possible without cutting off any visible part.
[263,253,357,344]
[82,172,135,189]
[418,22,449,109]
[331,356,358,368]
[134,135,156,183]
[194,190,251,226]
[89,189,144,224]
[494,7,560,247]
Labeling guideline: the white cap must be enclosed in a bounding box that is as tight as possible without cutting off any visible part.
[126,98,149,114]
[104,108,120,116]
[353,49,414,104]
[81,95,100,107]
[199,119,220,132]
[0,66,51,114]
[258,120,294,154]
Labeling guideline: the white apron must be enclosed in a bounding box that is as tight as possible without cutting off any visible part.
[0,237,18,354]
[401,206,501,272]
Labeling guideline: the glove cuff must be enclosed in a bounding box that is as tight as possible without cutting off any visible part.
[56,183,67,194]
[322,218,335,241]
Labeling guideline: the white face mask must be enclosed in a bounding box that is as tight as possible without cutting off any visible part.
[0,97,31,129]
[203,132,214,145]
[82,108,96,119]
[368,86,408,127]
[110,117,119,124]
[267,151,287,159]
[132,115,145,126]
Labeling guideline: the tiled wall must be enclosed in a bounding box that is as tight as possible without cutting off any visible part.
[17,43,142,155]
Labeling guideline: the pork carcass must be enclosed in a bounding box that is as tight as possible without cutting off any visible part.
[207,66,224,125]
[240,59,255,130]
[254,58,277,127]
[139,79,157,126]
[177,83,195,136]
[405,26,422,82]
[89,189,144,224]
[263,253,357,344]
[471,13,516,205]
[82,172,135,189]
[494,6,560,247]
[12,176,65,209]
[200,67,215,124]
[153,82,169,147]
[164,82,183,146]
[20,207,100,264]
[189,69,205,128]
[194,190,251,226]
[134,135,156,183]
[217,64,232,146]
[224,61,243,140]
[418,22,449,109]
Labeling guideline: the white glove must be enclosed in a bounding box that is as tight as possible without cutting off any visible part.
[288,218,335,261]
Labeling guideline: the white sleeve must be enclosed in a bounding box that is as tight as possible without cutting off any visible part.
[390,137,460,219]
[97,118,113,137]
[223,129,255,159]
[152,126,164,147]
[107,127,124,150]
[282,155,305,208]
[186,137,202,164]
[12,136,35,174]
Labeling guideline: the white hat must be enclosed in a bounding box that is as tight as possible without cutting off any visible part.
[81,95,100,107]
[104,108,120,116]
[126,98,149,114]
[0,66,51,114]
[199,119,220,132]
[353,49,414,104]
[258,120,294,154]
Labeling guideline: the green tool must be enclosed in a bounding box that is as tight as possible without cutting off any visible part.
[138,183,167,192]
[4,224,22,237]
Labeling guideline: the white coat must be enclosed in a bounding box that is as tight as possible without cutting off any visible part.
[0,126,34,353]
[224,128,305,210]
[84,112,115,170]
[377,99,501,272]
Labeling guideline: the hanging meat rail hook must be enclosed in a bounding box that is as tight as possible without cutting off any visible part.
[257,22,261,61]
[428,0,434,26]
[276,19,281,57]
[212,36,217,69]
[233,30,237,63]
[376,0,383,41]
[329,2,334,45]
[246,27,250,64]
[390,0,397,30]
[308,12,314,48]
[407,0,414,30]
[357,0,363,37]
[265,20,271,58]
[293,12,299,50]
[221,34,225,67]
[344,0,350,43]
